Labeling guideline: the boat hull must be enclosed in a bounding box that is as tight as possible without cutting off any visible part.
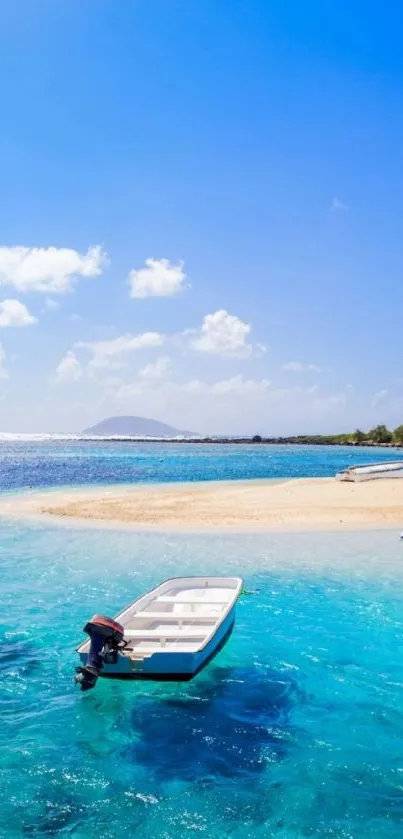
[336,461,403,482]
[78,607,236,681]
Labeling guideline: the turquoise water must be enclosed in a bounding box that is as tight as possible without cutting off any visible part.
[1,442,403,836]
[1,521,403,838]
[0,439,401,489]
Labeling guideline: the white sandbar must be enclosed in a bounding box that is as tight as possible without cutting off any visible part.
[1,478,403,532]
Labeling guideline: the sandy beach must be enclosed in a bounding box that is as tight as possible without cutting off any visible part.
[1,477,403,531]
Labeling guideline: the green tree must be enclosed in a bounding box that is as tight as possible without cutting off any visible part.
[368,424,393,444]
[352,428,367,443]
[393,424,403,444]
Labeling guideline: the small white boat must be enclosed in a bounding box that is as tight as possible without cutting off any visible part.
[75,576,243,690]
[336,461,403,482]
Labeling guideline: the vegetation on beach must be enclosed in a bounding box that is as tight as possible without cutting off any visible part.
[248,424,403,447]
[81,422,403,447]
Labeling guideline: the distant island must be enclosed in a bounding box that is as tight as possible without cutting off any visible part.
[81,419,403,447]
[83,415,196,437]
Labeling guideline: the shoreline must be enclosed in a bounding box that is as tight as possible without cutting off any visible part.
[1,477,403,533]
[0,434,402,449]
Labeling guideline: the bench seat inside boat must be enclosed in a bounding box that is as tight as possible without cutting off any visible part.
[125,639,203,653]
[130,611,220,621]
[157,596,229,605]
[124,627,207,638]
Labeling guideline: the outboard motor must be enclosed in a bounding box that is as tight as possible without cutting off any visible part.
[74,614,125,691]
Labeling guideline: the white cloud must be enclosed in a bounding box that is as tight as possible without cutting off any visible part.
[264,384,344,414]
[184,375,270,396]
[0,344,7,379]
[186,309,265,357]
[372,389,388,408]
[113,381,144,400]
[267,384,319,401]
[213,375,269,395]
[330,197,348,212]
[0,299,37,327]
[112,374,270,412]
[76,331,165,371]
[107,374,345,435]
[56,351,83,383]
[283,361,321,373]
[0,245,107,293]
[312,392,347,413]
[139,356,172,381]
[45,297,59,310]
[129,258,188,299]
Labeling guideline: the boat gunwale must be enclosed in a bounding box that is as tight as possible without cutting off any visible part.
[97,620,236,681]
[337,460,403,475]
[76,575,243,657]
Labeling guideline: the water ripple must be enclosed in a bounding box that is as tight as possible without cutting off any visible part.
[1,522,403,837]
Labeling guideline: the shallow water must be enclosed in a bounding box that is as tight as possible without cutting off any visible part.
[1,522,403,838]
[0,440,400,489]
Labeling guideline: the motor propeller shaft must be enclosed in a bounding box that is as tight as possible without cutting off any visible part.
[74,614,125,691]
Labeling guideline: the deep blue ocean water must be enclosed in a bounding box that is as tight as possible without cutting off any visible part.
[0,439,401,489]
[1,442,403,838]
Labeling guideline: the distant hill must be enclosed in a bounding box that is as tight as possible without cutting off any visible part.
[83,415,197,438]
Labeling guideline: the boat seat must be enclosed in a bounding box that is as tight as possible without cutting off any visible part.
[125,642,201,653]
[124,628,207,638]
[131,611,219,621]
[157,596,229,605]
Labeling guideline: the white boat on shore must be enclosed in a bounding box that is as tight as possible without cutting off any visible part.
[75,576,243,690]
[336,461,403,482]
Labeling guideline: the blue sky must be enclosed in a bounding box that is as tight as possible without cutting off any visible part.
[0,0,402,434]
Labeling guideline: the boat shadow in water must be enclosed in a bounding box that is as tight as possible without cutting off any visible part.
[123,664,302,783]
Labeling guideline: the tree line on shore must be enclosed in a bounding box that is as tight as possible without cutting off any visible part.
[78,424,403,445]
[347,424,403,445]
[251,424,403,446]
